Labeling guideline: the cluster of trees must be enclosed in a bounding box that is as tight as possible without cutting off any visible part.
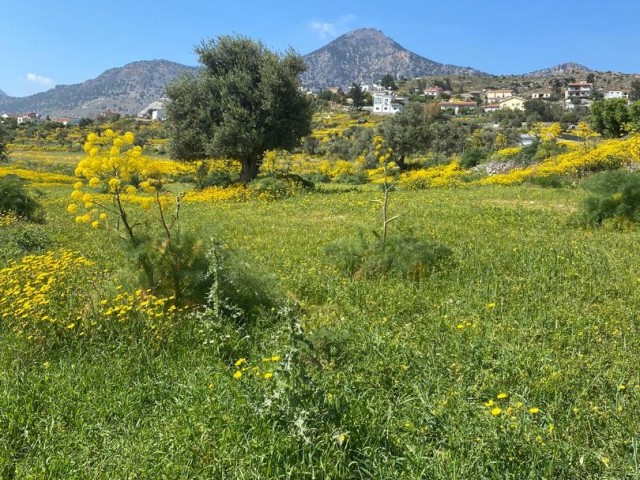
[590,99,640,138]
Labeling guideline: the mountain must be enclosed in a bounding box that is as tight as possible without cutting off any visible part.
[0,89,7,97]
[0,60,198,118]
[523,62,594,77]
[300,28,486,90]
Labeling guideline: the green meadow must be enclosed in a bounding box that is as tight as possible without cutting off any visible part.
[1,152,639,479]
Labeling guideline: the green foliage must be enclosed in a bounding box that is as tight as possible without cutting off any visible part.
[574,169,640,227]
[347,83,366,110]
[0,175,44,222]
[380,73,397,90]
[0,124,9,163]
[133,232,211,305]
[166,35,313,182]
[248,174,314,199]
[533,140,569,161]
[203,243,278,325]
[630,79,640,102]
[326,231,453,281]
[524,99,562,122]
[527,174,572,189]
[334,172,367,185]
[11,225,51,252]
[377,102,448,164]
[590,99,633,138]
[460,147,489,168]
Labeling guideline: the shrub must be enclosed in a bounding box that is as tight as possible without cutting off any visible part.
[573,170,640,227]
[326,231,453,281]
[527,174,572,189]
[333,173,367,185]
[460,148,490,168]
[0,175,45,222]
[11,226,51,252]
[249,174,314,200]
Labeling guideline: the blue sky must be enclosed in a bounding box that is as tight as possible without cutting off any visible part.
[2,0,639,97]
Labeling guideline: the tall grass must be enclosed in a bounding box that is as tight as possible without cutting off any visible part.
[1,179,639,478]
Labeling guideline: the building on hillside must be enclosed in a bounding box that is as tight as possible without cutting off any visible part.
[483,104,501,113]
[423,86,444,97]
[460,91,482,102]
[604,90,630,100]
[564,82,593,109]
[97,110,121,121]
[438,101,477,115]
[565,82,593,99]
[529,90,553,100]
[17,112,39,124]
[485,89,514,102]
[362,83,385,93]
[372,93,407,115]
[498,97,526,111]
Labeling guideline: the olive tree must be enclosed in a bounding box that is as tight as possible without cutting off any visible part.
[166,35,313,182]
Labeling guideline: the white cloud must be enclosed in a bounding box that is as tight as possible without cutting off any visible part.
[26,73,53,86]
[310,15,356,40]
[311,21,337,40]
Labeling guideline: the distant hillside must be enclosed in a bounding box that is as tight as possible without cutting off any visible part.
[301,28,487,90]
[0,60,198,118]
[524,62,594,78]
[0,89,7,97]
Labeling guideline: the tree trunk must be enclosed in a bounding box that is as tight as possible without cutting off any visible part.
[240,156,260,183]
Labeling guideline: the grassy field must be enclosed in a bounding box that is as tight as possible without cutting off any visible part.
[1,151,640,478]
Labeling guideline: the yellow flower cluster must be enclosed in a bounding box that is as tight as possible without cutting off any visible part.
[100,289,184,340]
[232,355,281,380]
[399,161,467,189]
[478,135,640,186]
[310,112,379,142]
[0,213,19,228]
[0,165,77,185]
[319,159,359,179]
[530,122,562,142]
[495,146,522,159]
[0,249,94,339]
[69,130,180,230]
[483,393,540,418]
[75,129,143,182]
[183,185,249,203]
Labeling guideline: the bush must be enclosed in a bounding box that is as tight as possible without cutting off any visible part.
[200,169,236,188]
[573,170,640,227]
[302,173,331,184]
[333,173,367,185]
[249,174,314,199]
[0,175,45,222]
[11,226,51,252]
[527,174,572,189]
[460,148,490,168]
[326,231,453,281]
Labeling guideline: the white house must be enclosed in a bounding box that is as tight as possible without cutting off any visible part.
[486,89,514,102]
[530,90,553,100]
[424,86,444,97]
[499,97,526,111]
[604,90,630,100]
[483,104,501,112]
[372,93,407,115]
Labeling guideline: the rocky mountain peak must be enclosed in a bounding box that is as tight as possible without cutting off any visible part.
[301,28,485,90]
